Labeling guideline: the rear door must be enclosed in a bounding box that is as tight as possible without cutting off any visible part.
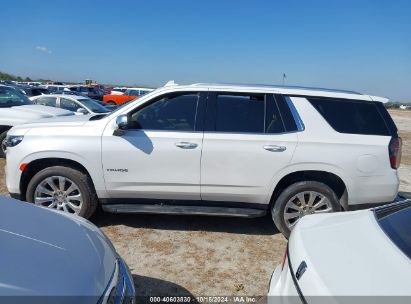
[201,92,298,206]
[33,96,58,108]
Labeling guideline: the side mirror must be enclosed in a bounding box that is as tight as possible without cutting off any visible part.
[76,108,88,115]
[116,114,129,130]
[114,114,128,136]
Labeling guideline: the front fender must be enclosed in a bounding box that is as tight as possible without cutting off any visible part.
[20,151,108,198]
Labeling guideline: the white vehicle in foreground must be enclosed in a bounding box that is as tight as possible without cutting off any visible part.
[5,82,401,236]
[268,200,411,301]
[0,85,73,158]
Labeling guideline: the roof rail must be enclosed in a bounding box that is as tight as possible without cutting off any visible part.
[164,80,178,87]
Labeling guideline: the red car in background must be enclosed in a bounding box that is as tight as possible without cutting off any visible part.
[102,87,154,106]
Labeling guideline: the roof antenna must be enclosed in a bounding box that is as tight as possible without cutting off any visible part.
[282,73,287,86]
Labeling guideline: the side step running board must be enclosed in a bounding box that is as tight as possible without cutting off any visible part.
[102,204,267,218]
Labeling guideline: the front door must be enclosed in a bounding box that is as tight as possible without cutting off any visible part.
[102,91,206,201]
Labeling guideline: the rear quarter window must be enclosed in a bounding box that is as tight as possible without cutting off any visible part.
[307,97,392,136]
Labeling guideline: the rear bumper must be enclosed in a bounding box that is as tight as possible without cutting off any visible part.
[348,170,399,206]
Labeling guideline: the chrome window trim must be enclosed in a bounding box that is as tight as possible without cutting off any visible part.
[285,96,305,132]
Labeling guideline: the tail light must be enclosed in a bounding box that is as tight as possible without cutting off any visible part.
[281,244,288,271]
[389,137,402,169]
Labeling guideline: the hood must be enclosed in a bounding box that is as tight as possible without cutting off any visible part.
[289,210,411,296]
[4,105,73,120]
[0,196,116,299]
[9,115,92,135]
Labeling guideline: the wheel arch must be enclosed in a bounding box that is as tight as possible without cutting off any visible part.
[20,157,98,201]
[0,125,13,134]
[269,170,349,210]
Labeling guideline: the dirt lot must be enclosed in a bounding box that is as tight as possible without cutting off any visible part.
[0,110,410,298]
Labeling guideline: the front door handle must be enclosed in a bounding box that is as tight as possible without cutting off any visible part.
[263,145,287,152]
[175,142,198,149]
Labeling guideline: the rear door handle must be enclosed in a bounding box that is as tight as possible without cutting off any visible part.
[263,145,287,152]
[175,142,198,149]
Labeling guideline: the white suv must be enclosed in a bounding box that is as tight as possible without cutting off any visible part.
[5,82,401,237]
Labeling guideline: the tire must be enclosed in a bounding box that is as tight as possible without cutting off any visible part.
[26,166,98,218]
[0,131,7,158]
[107,101,116,106]
[272,181,341,238]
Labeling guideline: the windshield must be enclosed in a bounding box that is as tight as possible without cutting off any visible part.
[78,98,109,113]
[375,202,411,260]
[0,86,32,107]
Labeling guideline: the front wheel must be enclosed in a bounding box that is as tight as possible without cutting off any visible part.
[272,181,341,238]
[107,101,116,106]
[0,131,8,158]
[26,166,98,218]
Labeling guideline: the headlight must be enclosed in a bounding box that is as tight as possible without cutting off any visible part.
[5,135,24,148]
[99,259,135,304]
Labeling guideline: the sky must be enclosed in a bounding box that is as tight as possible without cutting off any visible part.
[1,0,410,101]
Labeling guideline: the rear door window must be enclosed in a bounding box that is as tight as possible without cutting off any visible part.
[214,94,265,133]
[209,93,295,134]
[35,97,57,107]
[307,97,392,136]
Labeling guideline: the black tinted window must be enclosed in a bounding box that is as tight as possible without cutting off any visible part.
[308,97,391,136]
[265,95,285,133]
[130,93,199,131]
[215,94,265,133]
[60,98,81,111]
[377,204,411,260]
[275,95,298,132]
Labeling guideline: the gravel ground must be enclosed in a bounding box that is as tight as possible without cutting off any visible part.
[0,110,410,299]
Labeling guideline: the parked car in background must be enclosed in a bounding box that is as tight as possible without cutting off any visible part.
[268,200,411,301]
[103,87,154,106]
[40,84,67,93]
[90,83,111,94]
[31,94,111,115]
[52,91,118,111]
[111,87,127,94]
[5,83,400,237]
[53,90,89,98]
[17,85,50,97]
[0,85,73,158]
[0,195,135,302]
[68,85,105,101]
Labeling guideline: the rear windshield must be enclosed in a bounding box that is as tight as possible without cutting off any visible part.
[307,97,394,136]
[375,203,411,260]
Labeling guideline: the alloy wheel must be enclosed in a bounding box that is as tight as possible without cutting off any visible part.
[34,176,83,214]
[283,191,333,229]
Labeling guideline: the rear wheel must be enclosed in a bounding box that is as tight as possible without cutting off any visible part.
[0,131,8,158]
[107,101,116,106]
[272,181,341,238]
[26,166,98,218]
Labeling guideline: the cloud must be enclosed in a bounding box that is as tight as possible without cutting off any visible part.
[35,46,52,54]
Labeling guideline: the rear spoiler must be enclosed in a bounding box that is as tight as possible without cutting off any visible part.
[369,95,390,103]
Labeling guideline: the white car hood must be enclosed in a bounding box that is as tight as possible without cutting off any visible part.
[9,114,92,135]
[289,211,411,297]
[0,105,73,125]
